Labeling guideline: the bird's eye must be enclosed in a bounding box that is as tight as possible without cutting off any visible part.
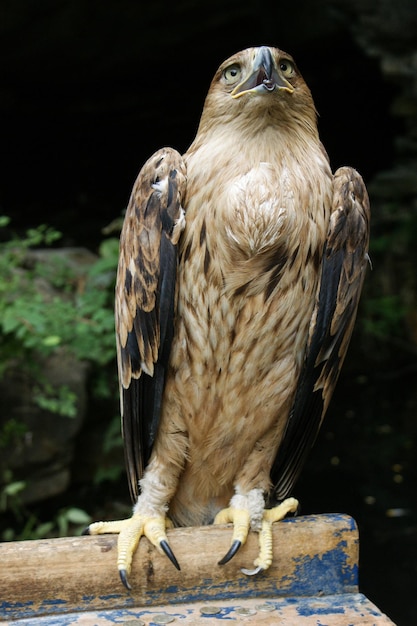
[223,64,241,84]
[279,60,295,78]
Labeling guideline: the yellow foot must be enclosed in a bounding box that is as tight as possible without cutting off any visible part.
[85,514,178,589]
[215,497,299,575]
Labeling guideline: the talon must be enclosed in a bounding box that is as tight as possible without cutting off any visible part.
[218,539,242,565]
[160,539,181,570]
[241,565,264,576]
[119,568,132,590]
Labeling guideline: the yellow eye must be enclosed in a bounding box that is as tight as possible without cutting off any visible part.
[279,59,295,78]
[223,64,241,84]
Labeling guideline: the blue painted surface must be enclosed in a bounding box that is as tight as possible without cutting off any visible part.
[0,596,135,621]
[292,593,383,620]
[281,539,359,597]
[0,594,390,625]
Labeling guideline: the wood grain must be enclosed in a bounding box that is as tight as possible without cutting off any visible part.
[0,514,359,620]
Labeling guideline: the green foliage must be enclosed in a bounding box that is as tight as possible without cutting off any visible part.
[0,418,27,449]
[54,507,92,538]
[0,218,119,416]
[0,217,122,540]
[33,383,78,418]
[0,470,26,517]
[360,199,417,346]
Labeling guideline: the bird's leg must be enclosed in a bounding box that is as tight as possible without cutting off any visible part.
[215,488,265,564]
[215,488,298,574]
[241,497,299,575]
[85,463,180,589]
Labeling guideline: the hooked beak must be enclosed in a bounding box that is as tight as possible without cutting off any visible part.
[231,46,294,99]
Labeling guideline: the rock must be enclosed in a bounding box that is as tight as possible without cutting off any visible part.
[1,351,90,504]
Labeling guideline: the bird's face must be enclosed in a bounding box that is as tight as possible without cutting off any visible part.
[211,46,309,105]
[222,46,296,99]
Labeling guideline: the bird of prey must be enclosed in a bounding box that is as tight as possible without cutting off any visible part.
[86,45,370,589]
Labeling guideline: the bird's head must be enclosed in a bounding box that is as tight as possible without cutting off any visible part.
[195,46,318,141]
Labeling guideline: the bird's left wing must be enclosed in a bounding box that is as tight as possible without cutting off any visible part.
[271,166,370,502]
[115,148,186,502]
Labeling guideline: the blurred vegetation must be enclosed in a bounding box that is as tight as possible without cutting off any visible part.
[363,185,417,356]
[0,216,122,539]
[0,216,118,384]
[0,465,92,541]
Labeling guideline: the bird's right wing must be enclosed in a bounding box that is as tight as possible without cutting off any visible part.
[271,166,371,501]
[115,148,186,502]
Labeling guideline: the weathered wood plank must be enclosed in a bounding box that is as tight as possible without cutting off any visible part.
[0,514,359,621]
[1,593,396,625]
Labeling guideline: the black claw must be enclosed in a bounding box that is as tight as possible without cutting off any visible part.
[81,526,91,536]
[119,568,132,590]
[218,539,242,565]
[160,539,181,570]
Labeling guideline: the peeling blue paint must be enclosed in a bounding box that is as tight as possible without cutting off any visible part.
[40,599,67,607]
[0,594,134,621]
[0,601,34,611]
[0,514,362,622]
[98,593,127,601]
[0,545,358,619]
[81,594,95,604]
[297,603,346,616]
[281,541,358,598]
[0,594,391,625]
[140,529,358,608]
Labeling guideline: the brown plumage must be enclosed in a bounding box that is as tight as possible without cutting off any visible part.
[88,46,370,587]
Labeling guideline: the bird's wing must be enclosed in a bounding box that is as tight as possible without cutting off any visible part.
[115,147,186,502]
[271,166,370,502]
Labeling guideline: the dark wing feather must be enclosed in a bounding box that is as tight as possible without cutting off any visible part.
[271,166,370,501]
[115,148,186,502]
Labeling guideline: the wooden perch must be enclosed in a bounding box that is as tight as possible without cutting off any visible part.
[0,514,394,625]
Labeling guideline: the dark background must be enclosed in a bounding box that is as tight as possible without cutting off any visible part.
[1,1,417,624]
[1,0,401,243]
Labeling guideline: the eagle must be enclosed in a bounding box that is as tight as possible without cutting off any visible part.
[86,45,370,589]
